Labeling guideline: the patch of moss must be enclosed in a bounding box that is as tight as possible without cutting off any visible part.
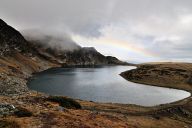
[14,107,32,117]
[47,96,82,109]
[0,120,20,128]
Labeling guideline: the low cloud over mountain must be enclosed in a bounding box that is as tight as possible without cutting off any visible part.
[1,0,192,62]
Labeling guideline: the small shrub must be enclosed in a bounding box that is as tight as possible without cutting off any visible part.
[47,96,82,109]
[14,107,33,117]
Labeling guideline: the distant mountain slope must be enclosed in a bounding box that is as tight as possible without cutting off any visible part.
[23,30,81,51]
[0,19,30,55]
[0,18,129,66]
[0,18,130,95]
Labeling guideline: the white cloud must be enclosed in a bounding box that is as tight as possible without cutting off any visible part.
[1,0,192,62]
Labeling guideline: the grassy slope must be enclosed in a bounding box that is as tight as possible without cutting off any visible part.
[121,62,192,126]
[1,58,192,127]
[121,63,192,91]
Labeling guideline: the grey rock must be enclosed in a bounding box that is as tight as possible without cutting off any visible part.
[0,104,16,117]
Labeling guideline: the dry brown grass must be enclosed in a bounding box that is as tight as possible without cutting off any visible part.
[122,62,192,91]
[0,91,192,128]
[1,58,192,127]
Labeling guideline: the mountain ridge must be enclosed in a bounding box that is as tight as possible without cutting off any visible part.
[0,18,130,95]
[0,18,129,66]
[0,19,30,55]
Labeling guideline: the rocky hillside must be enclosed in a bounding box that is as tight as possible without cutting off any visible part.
[0,19,30,55]
[0,18,129,95]
[27,38,128,66]
[0,18,128,66]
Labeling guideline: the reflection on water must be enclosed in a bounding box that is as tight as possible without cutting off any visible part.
[28,66,191,106]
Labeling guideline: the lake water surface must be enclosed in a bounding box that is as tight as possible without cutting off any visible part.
[28,66,191,106]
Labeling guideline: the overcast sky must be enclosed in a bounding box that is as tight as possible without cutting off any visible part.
[1,0,192,63]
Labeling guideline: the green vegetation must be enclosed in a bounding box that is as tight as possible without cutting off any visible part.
[47,96,82,109]
[14,107,32,117]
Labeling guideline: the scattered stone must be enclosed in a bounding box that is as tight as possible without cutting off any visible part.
[0,104,16,117]
[0,73,29,96]
[57,106,65,112]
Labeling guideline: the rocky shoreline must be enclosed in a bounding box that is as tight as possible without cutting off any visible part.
[0,55,58,96]
[0,72,28,96]
[1,62,192,127]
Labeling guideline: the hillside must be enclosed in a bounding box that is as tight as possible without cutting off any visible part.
[1,19,192,128]
[0,19,30,55]
[121,63,192,91]
[0,18,128,95]
[27,40,128,66]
